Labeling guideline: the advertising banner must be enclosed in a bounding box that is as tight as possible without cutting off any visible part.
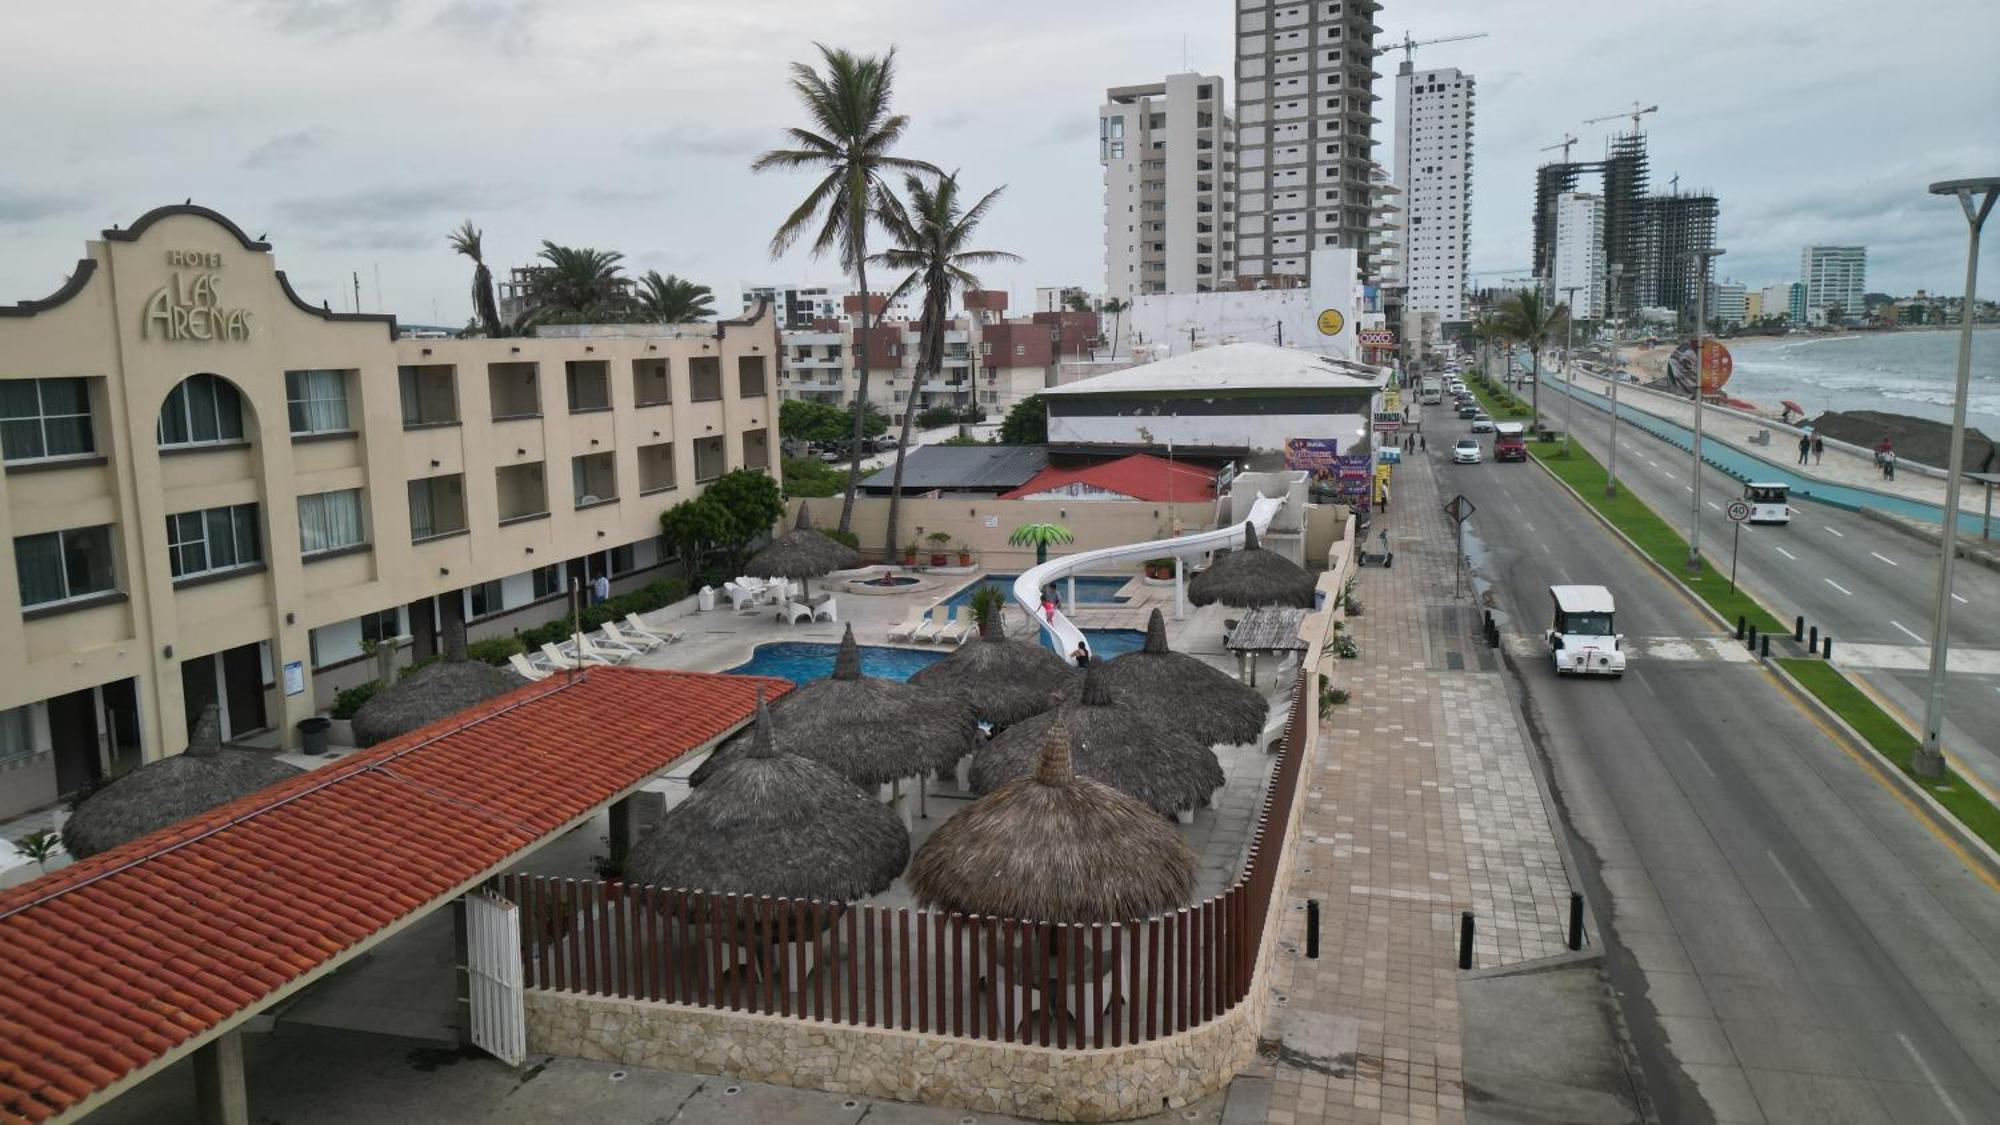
[1285,437,1341,476]
[1336,453,1373,514]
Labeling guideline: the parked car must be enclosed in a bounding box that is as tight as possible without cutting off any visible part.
[1452,438,1483,464]
[1470,414,1494,433]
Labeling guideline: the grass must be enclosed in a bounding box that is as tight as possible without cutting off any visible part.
[1462,369,1534,420]
[1779,659,2000,853]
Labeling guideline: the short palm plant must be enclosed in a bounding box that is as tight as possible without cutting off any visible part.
[1008,522,1074,566]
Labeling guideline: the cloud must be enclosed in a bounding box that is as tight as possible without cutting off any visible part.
[428,0,546,54]
[1034,114,1095,147]
[249,0,403,38]
[572,185,671,207]
[630,125,768,161]
[272,183,529,252]
[0,188,81,225]
[242,131,321,170]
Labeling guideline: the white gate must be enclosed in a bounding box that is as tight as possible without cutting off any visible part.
[465,890,526,1066]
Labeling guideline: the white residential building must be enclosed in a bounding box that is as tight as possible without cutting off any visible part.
[1708,280,1749,328]
[1801,245,1867,322]
[739,283,848,330]
[1552,192,1606,320]
[1100,73,1236,305]
[1392,62,1475,320]
[1368,163,1405,294]
[1233,0,1382,284]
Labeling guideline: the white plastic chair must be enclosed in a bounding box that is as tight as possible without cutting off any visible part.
[811,597,838,624]
[910,604,943,643]
[600,621,663,652]
[576,634,634,664]
[779,599,814,625]
[724,582,760,612]
[624,613,681,645]
[886,606,930,642]
[540,642,589,670]
[509,653,552,682]
[932,605,970,644]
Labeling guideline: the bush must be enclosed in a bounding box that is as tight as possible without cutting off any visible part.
[515,577,691,651]
[780,456,848,498]
[331,680,383,719]
[916,405,963,429]
[466,635,525,666]
[820,527,860,551]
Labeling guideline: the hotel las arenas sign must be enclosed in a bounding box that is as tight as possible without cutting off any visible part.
[142,250,252,342]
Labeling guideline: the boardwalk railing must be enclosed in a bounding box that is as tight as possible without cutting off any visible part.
[508,661,1312,1049]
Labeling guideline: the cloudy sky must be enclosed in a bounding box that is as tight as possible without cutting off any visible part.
[3,0,1996,326]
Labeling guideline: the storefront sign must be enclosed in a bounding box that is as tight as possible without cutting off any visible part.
[143,254,251,342]
[1358,328,1396,347]
[1335,453,1373,514]
[282,660,305,697]
[1284,437,1340,475]
[1316,308,1346,336]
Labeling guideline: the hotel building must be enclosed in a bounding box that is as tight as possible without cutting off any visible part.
[0,205,780,816]
[1801,244,1867,323]
[1392,62,1475,321]
[1100,73,1237,304]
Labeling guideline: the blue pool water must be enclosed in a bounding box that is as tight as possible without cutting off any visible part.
[945,574,1133,609]
[1071,628,1147,661]
[727,642,946,683]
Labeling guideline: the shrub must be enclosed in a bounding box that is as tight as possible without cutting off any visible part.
[515,577,691,651]
[916,405,963,429]
[1334,634,1360,659]
[331,680,383,719]
[820,527,860,551]
[466,635,526,666]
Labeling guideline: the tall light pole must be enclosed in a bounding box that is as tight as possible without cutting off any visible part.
[1605,264,1625,496]
[1686,248,1725,572]
[1914,176,1999,779]
[1560,285,1582,455]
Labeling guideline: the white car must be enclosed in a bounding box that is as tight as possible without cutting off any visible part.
[1549,584,1625,677]
[1470,414,1495,433]
[1452,438,1483,464]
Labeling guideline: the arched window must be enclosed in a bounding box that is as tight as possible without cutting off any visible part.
[157,373,244,448]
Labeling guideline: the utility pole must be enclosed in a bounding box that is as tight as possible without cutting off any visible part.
[1605,264,1625,496]
[1686,249,1724,572]
[1560,286,1582,454]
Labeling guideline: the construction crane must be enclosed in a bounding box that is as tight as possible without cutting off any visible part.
[1584,102,1659,135]
[1540,134,1579,163]
[1385,30,1489,69]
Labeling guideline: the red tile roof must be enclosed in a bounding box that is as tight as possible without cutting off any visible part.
[999,452,1217,503]
[0,667,785,1123]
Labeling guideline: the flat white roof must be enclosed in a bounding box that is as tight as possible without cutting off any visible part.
[1042,342,1388,397]
[1746,481,1790,490]
[1550,584,1616,613]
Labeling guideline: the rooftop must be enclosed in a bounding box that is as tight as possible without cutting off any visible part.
[857,445,1050,493]
[1041,342,1388,398]
[1000,452,1217,503]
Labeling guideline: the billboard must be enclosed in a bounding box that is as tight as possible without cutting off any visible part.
[1285,437,1341,476]
[1667,339,1734,395]
[1335,453,1374,514]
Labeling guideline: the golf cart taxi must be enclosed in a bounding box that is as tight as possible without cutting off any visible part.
[1548,584,1625,677]
[1744,482,1791,525]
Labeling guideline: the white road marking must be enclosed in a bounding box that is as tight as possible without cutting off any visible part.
[1951,592,1968,604]
[1706,501,1721,512]
[1825,578,1853,596]
[1892,620,1926,644]
[1683,739,1718,779]
[1870,551,1899,567]
[1631,671,1658,696]
[1898,1031,1972,1125]
[1683,485,1694,493]
[1774,547,1798,561]
[1767,851,1814,909]
[1824,526,1845,538]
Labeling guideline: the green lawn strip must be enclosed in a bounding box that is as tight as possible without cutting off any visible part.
[1778,658,2000,853]
[1463,371,1533,420]
[1525,441,1786,634]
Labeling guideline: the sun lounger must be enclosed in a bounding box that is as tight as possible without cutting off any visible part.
[779,599,814,625]
[540,642,591,670]
[508,653,552,681]
[886,606,930,642]
[910,604,944,642]
[600,621,663,652]
[932,605,971,644]
[623,613,680,645]
[576,634,635,664]
[587,629,645,659]
[811,596,838,624]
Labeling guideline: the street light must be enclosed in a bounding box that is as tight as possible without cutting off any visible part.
[1605,264,1626,497]
[1686,248,1725,572]
[1560,285,1582,455]
[1913,175,1999,779]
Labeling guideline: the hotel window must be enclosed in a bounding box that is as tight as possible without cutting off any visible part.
[632,358,671,406]
[0,704,36,768]
[571,452,617,507]
[360,607,405,647]
[14,525,116,609]
[487,362,541,420]
[688,357,723,402]
[496,462,548,523]
[565,360,611,412]
[157,373,244,448]
[408,474,468,541]
[466,579,505,618]
[1,378,94,463]
[736,356,768,398]
[285,369,351,436]
[531,564,564,599]
[298,489,366,556]
[398,365,458,427]
[609,544,637,575]
[692,436,726,483]
[638,441,676,495]
[167,503,262,581]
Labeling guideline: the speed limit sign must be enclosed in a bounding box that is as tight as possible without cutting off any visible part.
[1726,500,1751,522]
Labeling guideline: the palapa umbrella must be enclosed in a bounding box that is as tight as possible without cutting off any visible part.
[1087,609,1268,747]
[350,659,526,748]
[743,505,862,599]
[907,600,1077,727]
[911,717,1195,925]
[691,626,977,796]
[63,705,302,859]
[1186,521,1317,609]
[969,664,1223,818]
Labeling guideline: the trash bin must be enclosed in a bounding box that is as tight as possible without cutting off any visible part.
[697,585,717,612]
[297,716,331,756]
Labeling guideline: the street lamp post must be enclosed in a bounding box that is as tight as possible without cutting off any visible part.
[1913,176,1999,779]
[1686,248,1725,572]
[1605,264,1625,497]
[1561,285,1582,455]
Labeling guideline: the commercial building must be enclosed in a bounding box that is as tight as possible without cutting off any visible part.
[740,282,848,330]
[1392,63,1474,321]
[1758,281,1806,324]
[1100,73,1237,304]
[1233,0,1382,283]
[0,204,780,816]
[1124,248,1363,360]
[1551,192,1606,320]
[1744,290,1764,322]
[1802,245,1867,323]
[1707,280,1748,328]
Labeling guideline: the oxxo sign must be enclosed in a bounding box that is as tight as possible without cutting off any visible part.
[143,250,252,342]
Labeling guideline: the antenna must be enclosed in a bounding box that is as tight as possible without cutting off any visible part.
[1583,101,1660,135]
[1386,30,1489,69]
[1668,173,1681,193]
[1539,133,1579,162]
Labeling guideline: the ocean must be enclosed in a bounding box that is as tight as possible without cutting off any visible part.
[1723,329,2000,437]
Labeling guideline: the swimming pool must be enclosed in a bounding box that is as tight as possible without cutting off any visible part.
[945,574,1133,609]
[727,642,946,683]
[1069,628,1146,661]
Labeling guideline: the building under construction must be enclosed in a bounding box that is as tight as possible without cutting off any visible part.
[1529,131,1714,324]
[1642,190,1720,322]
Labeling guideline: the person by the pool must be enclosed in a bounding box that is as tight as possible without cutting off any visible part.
[1072,641,1091,668]
[1042,590,1059,622]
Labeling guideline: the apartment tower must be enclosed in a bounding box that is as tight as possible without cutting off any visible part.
[1801,245,1867,322]
[1551,192,1606,320]
[1393,63,1475,321]
[1100,73,1236,305]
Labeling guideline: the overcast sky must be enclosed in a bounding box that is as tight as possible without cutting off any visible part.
[3,0,1996,326]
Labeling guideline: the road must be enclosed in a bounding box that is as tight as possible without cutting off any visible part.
[1525,370,2000,798]
[1412,400,2000,1124]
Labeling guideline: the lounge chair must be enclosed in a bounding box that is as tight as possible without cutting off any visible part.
[539,642,590,671]
[811,596,838,624]
[623,613,680,645]
[779,598,814,625]
[508,653,552,681]
[886,606,930,642]
[600,621,662,652]
[587,629,645,659]
[932,605,971,644]
[910,604,944,643]
[576,634,634,664]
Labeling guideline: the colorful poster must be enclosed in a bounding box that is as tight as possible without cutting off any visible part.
[1335,453,1373,514]
[1285,437,1340,476]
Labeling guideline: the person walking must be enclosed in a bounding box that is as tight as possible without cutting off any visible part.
[591,571,611,605]
[1797,434,1811,465]
[1883,448,1898,481]
[1810,433,1824,465]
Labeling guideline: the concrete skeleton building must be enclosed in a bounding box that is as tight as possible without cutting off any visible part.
[1551,192,1606,321]
[1392,62,1475,321]
[1233,0,1383,283]
[1801,245,1867,322]
[0,205,781,816]
[1100,73,1237,304]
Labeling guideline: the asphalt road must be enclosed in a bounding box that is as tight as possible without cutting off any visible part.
[1525,372,2000,798]
[1413,402,2000,1125]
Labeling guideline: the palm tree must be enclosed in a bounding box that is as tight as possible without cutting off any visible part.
[449,221,502,337]
[1008,522,1074,567]
[1496,291,1567,431]
[753,44,938,535]
[636,271,717,323]
[871,172,1020,563]
[1099,297,1130,356]
[527,241,632,322]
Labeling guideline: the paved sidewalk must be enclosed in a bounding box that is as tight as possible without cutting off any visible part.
[1250,447,1578,1124]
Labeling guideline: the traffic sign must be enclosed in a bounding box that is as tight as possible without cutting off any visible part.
[1445,494,1476,524]
[1726,500,1751,523]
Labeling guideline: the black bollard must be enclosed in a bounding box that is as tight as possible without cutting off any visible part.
[1823,636,1833,662]
[1809,625,1819,651]
[1567,893,1585,951]
[1748,624,1758,651]
[1760,634,1770,659]
[1459,911,1475,970]
[1306,900,1321,959]
[1736,615,1746,640]
[1794,615,1806,642]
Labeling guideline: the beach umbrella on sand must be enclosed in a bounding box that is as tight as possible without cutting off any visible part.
[691,625,977,790]
[910,718,1196,925]
[1088,609,1268,747]
[351,659,526,748]
[63,705,302,859]
[969,664,1223,818]
[744,505,862,598]
[1186,522,1317,609]
[908,599,1078,727]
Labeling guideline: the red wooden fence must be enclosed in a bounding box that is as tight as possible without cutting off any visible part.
[507,663,1310,1048]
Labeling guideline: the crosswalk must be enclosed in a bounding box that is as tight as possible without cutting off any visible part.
[1502,635,1754,664]
[1502,634,2000,674]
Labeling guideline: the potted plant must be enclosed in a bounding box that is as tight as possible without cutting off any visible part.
[926,531,952,568]
[956,539,973,567]
[1143,556,1174,581]
[902,539,919,567]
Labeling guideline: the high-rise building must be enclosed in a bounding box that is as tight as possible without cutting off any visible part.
[1708,280,1748,328]
[1100,73,1236,305]
[1744,290,1764,322]
[1366,163,1405,299]
[1233,0,1381,284]
[1644,191,1721,323]
[740,283,849,330]
[1758,282,1795,323]
[1801,245,1867,322]
[1393,63,1475,321]
[1552,193,1605,320]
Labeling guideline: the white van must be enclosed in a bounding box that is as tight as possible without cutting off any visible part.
[1743,482,1791,525]
[1548,585,1625,677]
[1418,381,1444,406]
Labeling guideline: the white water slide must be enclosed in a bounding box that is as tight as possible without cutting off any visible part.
[1014,492,1290,664]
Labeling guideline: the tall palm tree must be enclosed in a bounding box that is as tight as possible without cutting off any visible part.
[636,271,716,323]
[1099,297,1129,356]
[871,172,1020,563]
[1497,291,1567,430]
[449,221,502,337]
[752,44,937,535]
[528,241,632,322]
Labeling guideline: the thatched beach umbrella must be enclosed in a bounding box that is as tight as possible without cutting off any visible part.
[692,625,977,791]
[907,600,1077,727]
[969,665,1223,818]
[63,706,302,859]
[744,505,862,598]
[911,718,1196,925]
[1187,522,1317,609]
[1088,609,1268,747]
[351,659,525,748]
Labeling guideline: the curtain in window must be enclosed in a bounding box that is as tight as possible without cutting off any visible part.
[167,513,207,578]
[287,370,350,435]
[62,526,113,599]
[408,479,437,540]
[0,382,46,460]
[38,378,92,456]
[299,490,364,554]
[13,532,65,606]
[0,704,34,765]
[399,368,422,425]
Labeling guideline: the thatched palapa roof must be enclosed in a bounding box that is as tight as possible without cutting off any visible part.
[351,659,526,748]
[627,691,909,902]
[907,607,1077,726]
[63,706,303,859]
[1186,522,1317,609]
[692,625,977,786]
[970,665,1223,816]
[744,505,862,581]
[1088,609,1268,747]
[910,719,1196,925]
